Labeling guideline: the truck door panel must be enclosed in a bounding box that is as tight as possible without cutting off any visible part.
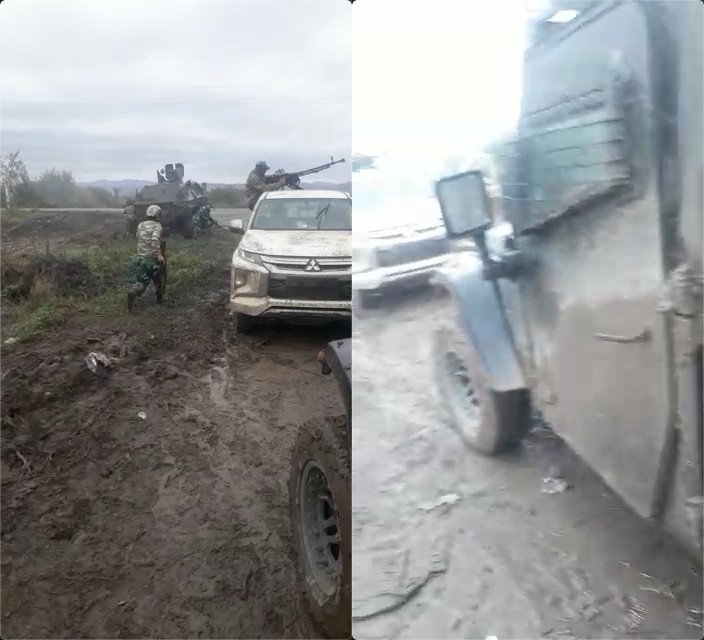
[507,1,670,519]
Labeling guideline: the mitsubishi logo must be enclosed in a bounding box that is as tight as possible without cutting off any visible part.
[304,259,321,272]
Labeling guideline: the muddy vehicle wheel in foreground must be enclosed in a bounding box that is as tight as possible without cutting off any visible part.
[289,339,351,638]
[434,308,531,455]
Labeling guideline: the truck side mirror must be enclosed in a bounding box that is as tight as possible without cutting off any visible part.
[435,170,493,238]
[228,218,244,234]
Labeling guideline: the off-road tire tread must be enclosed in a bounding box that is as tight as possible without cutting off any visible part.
[434,316,531,455]
[288,415,350,640]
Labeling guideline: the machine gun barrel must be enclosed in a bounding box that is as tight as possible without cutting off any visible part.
[265,157,346,189]
[291,156,346,178]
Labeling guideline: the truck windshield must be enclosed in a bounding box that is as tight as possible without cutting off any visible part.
[250,198,351,231]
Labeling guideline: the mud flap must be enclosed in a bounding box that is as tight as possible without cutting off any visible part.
[323,339,352,451]
[433,263,526,393]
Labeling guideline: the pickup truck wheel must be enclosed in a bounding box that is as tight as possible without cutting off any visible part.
[289,416,350,639]
[433,322,530,455]
[232,311,255,334]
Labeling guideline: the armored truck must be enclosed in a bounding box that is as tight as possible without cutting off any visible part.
[432,0,703,560]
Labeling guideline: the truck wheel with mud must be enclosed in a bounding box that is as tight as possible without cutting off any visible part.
[433,317,531,455]
[289,416,350,639]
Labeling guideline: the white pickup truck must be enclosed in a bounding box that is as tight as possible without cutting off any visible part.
[352,176,450,309]
[228,190,352,333]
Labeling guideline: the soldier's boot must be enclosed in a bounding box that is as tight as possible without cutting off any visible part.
[156,288,164,305]
[127,292,136,313]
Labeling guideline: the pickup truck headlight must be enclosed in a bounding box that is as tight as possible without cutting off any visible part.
[234,269,249,287]
[237,248,263,266]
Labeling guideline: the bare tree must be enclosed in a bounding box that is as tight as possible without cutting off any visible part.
[0,150,30,209]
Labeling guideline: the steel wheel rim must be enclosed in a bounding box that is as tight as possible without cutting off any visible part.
[298,460,341,597]
[444,350,481,430]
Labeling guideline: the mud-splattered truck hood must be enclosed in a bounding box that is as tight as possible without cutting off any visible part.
[239,229,351,258]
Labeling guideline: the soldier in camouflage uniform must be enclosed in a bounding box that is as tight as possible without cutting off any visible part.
[244,161,287,211]
[126,204,165,313]
[192,202,214,235]
[124,200,137,235]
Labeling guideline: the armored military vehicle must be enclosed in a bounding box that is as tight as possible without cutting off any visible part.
[129,163,210,238]
[289,339,351,639]
[432,0,702,561]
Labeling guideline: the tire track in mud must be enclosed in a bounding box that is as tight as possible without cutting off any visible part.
[135,330,345,638]
[352,289,702,640]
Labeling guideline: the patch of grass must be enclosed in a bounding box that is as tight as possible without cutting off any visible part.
[60,242,134,283]
[2,294,67,341]
[167,248,217,290]
[0,207,40,223]
[20,300,65,336]
[1,239,221,343]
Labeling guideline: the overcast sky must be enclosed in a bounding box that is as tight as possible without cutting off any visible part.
[353,0,532,182]
[0,0,351,183]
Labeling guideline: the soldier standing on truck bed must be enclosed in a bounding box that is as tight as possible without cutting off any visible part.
[245,160,287,211]
[126,204,165,313]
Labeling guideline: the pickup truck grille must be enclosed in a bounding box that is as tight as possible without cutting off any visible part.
[267,276,351,301]
[261,255,351,273]
[377,237,449,268]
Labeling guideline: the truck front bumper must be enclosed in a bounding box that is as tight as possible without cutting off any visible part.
[230,260,351,320]
[353,254,451,292]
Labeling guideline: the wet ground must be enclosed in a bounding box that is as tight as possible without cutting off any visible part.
[1,209,345,638]
[351,288,703,639]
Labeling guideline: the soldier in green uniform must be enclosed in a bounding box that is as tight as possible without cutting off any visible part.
[126,204,165,313]
[244,161,287,211]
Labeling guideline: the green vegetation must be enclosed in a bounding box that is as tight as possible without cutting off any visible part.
[1,150,124,210]
[1,150,248,210]
[1,236,219,343]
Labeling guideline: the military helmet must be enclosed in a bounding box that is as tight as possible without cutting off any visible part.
[255,161,270,171]
[146,205,161,218]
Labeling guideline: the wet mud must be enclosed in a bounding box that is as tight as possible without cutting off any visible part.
[352,287,703,639]
[1,210,344,638]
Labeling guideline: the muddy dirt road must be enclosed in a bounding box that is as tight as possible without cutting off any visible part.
[1,209,346,638]
[351,289,703,639]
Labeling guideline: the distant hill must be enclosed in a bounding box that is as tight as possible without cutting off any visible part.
[78,179,351,195]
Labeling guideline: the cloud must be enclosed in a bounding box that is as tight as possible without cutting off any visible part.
[0,0,351,183]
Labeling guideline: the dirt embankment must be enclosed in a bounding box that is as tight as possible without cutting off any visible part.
[1,209,344,638]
